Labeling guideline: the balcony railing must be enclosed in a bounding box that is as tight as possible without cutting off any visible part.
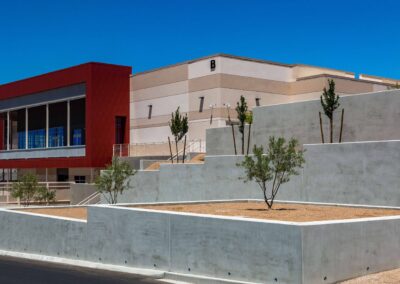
[113,139,205,158]
[0,181,73,205]
[0,145,85,160]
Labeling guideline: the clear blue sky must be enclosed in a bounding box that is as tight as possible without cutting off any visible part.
[1,0,399,84]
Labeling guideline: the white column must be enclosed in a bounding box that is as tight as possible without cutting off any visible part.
[67,100,70,147]
[25,108,28,149]
[6,111,10,151]
[46,104,49,148]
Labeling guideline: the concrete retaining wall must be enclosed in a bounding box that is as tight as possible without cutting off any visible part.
[114,140,400,208]
[301,217,400,283]
[70,183,97,205]
[207,90,400,155]
[0,210,86,259]
[0,204,399,283]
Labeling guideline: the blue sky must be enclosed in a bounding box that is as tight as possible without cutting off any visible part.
[0,0,399,84]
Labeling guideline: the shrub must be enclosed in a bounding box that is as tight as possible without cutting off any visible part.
[238,137,305,209]
[95,157,136,204]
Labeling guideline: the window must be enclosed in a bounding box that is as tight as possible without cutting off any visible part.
[49,101,67,147]
[148,104,152,119]
[28,105,46,149]
[115,116,126,144]
[74,176,86,183]
[199,96,205,112]
[57,168,69,182]
[9,109,26,150]
[70,98,85,146]
[255,97,260,107]
[0,113,8,150]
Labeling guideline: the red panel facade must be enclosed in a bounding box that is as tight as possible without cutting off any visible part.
[0,62,131,169]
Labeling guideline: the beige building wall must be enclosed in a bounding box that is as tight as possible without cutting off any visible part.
[130,54,396,149]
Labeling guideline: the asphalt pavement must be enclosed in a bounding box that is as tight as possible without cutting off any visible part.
[0,255,162,284]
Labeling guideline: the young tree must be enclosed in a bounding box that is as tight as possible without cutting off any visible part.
[11,173,45,207]
[238,137,305,209]
[320,79,340,143]
[95,157,136,204]
[169,107,188,163]
[236,96,248,155]
[245,111,253,155]
[35,186,56,205]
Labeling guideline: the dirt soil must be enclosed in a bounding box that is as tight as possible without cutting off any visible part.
[136,201,400,222]
[15,207,87,220]
[146,154,205,170]
[341,268,400,283]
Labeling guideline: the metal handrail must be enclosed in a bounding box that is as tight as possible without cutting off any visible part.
[0,181,73,205]
[77,191,100,205]
[113,139,206,158]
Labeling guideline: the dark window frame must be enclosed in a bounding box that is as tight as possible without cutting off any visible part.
[199,96,205,112]
[148,104,153,119]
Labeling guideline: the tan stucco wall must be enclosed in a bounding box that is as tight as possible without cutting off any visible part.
[129,55,393,146]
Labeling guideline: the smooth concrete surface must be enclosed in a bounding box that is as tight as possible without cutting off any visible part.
[0,146,85,160]
[70,183,97,205]
[301,216,400,284]
[0,209,86,259]
[207,90,400,155]
[0,204,399,283]
[114,140,400,208]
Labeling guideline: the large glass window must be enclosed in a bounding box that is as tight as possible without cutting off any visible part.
[10,109,26,149]
[70,98,85,146]
[49,102,67,147]
[28,106,46,148]
[0,113,7,150]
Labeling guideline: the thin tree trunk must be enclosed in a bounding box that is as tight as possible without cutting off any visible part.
[182,135,187,164]
[319,112,325,144]
[241,127,245,155]
[175,139,179,163]
[168,137,174,164]
[339,109,344,143]
[330,118,333,143]
[246,123,252,155]
[231,124,237,155]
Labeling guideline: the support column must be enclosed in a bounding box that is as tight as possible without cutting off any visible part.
[6,111,10,151]
[67,100,70,147]
[46,104,49,148]
[25,108,28,149]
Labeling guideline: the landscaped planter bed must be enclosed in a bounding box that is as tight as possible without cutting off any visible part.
[14,206,87,220]
[0,201,399,284]
[134,201,400,222]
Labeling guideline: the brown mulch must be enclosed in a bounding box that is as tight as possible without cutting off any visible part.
[135,201,400,222]
[341,268,400,283]
[15,207,87,220]
[146,154,205,170]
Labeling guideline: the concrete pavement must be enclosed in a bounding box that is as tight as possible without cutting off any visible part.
[0,255,161,284]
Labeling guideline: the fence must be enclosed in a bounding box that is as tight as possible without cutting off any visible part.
[113,139,205,158]
[0,182,72,205]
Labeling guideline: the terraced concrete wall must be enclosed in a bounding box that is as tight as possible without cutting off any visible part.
[0,205,399,283]
[115,140,400,207]
[207,90,400,155]
[301,216,400,284]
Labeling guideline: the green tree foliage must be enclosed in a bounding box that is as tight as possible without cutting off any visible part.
[35,186,56,205]
[169,107,189,162]
[245,111,253,155]
[95,157,136,204]
[388,82,400,90]
[11,173,47,206]
[320,79,340,143]
[236,95,248,155]
[238,137,305,209]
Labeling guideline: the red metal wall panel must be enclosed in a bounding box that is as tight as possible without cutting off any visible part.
[0,62,131,169]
